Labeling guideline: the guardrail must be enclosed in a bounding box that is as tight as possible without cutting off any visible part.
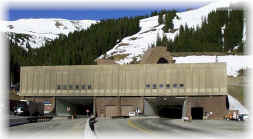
[9,115,53,127]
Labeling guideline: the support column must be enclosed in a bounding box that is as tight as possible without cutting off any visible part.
[93,96,96,116]
[118,96,121,116]
[182,98,192,120]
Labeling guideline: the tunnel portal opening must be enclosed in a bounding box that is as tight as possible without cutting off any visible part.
[56,97,93,117]
[145,97,185,119]
[157,57,168,64]
[158,105,183,119]
[191,107,203,120]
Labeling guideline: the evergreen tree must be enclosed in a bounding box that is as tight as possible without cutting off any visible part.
[158,14,163,25]
[156,34,162,46]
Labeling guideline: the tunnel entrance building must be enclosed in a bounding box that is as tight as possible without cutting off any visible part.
[19,63,228,119]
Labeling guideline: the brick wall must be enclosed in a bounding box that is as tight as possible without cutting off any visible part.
[186,95,228,120]
[95,97,144,117]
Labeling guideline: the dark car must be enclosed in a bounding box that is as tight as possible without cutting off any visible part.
[238,114,248,121]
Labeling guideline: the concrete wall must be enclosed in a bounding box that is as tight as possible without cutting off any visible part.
[19,63,227,97]
[143,98,157,116]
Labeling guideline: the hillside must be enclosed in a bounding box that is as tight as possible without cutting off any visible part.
[1,19,98,50]
[98,0,246,64]
[6,0,251,84]
[95,0,250,77]
[9,16,143,84]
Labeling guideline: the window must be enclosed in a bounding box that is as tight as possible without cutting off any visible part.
[57,85,61,90]
[146,84,150,88]
[152,84,157,89]
[88,85,92,89]
[166,84,170,88]
[179,84,184,88]
[69,85,73,90]
[63,85,67,90]
[82,85,86,89]
[159,84,164,88]
[173,84,177,88]
[75,85,79,89]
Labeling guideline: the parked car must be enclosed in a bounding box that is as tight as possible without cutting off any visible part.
[238,114,248,121]
[13,100,44,116]
[128,112,136,117]
[13,101,30,116]
[225,110,239,120]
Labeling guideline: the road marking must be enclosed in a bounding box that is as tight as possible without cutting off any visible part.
[127,119,152,134]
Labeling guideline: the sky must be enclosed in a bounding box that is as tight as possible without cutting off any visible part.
[7,2,210,21]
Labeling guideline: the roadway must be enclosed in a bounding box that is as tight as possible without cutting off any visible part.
[8,117,87,139]
[8,117,249,139]
[95,118,248,139]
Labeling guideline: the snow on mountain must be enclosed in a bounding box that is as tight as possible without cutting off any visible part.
[1,18,98,49]
[174,55,252,77]
[98,0,232,62]
[173,0,230,29]
[3,0,248,77]
[98,0,248,77]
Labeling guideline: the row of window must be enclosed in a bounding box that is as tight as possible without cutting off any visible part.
[56,83,184,90]
[57,85,92,90]
[145,83,184,89]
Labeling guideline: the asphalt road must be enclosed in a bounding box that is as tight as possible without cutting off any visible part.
[95,118,249,139]
[8,117,87,139]
[8,117,249,139]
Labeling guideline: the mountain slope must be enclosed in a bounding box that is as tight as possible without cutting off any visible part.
[1,18,98,50]
[5,0,250,77]
[96,0,249,77]
[98,0,234,64]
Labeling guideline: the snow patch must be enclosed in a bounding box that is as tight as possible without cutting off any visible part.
[98,0,236,65]
[174,55,252,77]
[1,18,98,50]
[97,0,248,77]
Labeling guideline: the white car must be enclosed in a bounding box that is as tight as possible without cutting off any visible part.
[243,115,249,120]
[238,114,248,121]
[14,107,24,115]
[128,112,136,117]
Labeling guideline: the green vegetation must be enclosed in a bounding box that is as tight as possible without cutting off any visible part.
[162,11,177,33]
[155,10,245,53]
[9,9,246,85]
[10,16,145,84]
[152,9,177,33]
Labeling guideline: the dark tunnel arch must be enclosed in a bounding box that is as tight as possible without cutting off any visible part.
[157,57,168,64]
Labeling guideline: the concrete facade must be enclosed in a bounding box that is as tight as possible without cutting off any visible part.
[19,63,227,97]
[19,63,228,119]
